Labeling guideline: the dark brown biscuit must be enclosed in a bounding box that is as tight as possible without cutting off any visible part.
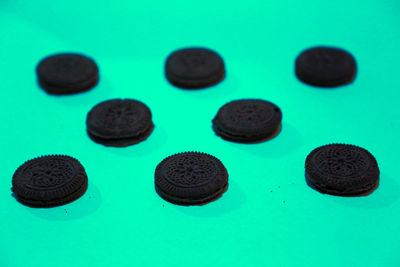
[165,47,225,89]
[12,155,88,207]
[295,47,356,87]
[86,99,154,147]
[305,144,379,196]
[155,152,228,205]
[37,53,99,94]
[212,99,282,143]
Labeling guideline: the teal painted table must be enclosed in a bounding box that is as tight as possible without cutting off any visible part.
[0,1,399,266]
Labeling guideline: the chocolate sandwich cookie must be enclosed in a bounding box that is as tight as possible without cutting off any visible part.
[86,99,154,147]
[12,155,88,207]
[36,53,99,95]
[305,144,380,196]
[165,47,225,89]
[155,152,228,205]
[295,46,356,87]
[212,99,282,143]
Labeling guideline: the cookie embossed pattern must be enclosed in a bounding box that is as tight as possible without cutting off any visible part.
[295,47,357,87]
[12,155,88,207]
[305,144,380,196]
[86,99,154,147]
[213,99,282,143]
[36,53,99,95]
[155,152,229,205]
[165,47,225,89]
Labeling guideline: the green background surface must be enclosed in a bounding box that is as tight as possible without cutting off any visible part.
[0,1,399,266]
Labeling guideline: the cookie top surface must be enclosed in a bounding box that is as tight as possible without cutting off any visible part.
[86,99,152,139]
[155,152,228,200]
[213,99,282,136]
[37,53,98,88]
[305,144,379,195]
[295,47,356,87]
[12,155,87,203]
[165,47,225,89]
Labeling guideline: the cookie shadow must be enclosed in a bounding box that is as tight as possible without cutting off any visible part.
[46,76,114,107]
[172,180,246,218]
[103,125,168,157]
[305,173,400,209]
[229,123,302,158]
[18,182,102,221]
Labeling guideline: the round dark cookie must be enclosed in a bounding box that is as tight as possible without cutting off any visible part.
[36,53,99,95]
[165,47,225,89]
[86,99,154,147]
[12,155,88,207]
[295,47,356,87]
[212,99,282,143]
[155,152,228,205]
[305,144,379,196]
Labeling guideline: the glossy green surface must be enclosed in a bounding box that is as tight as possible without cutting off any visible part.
[0,1,399,266]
